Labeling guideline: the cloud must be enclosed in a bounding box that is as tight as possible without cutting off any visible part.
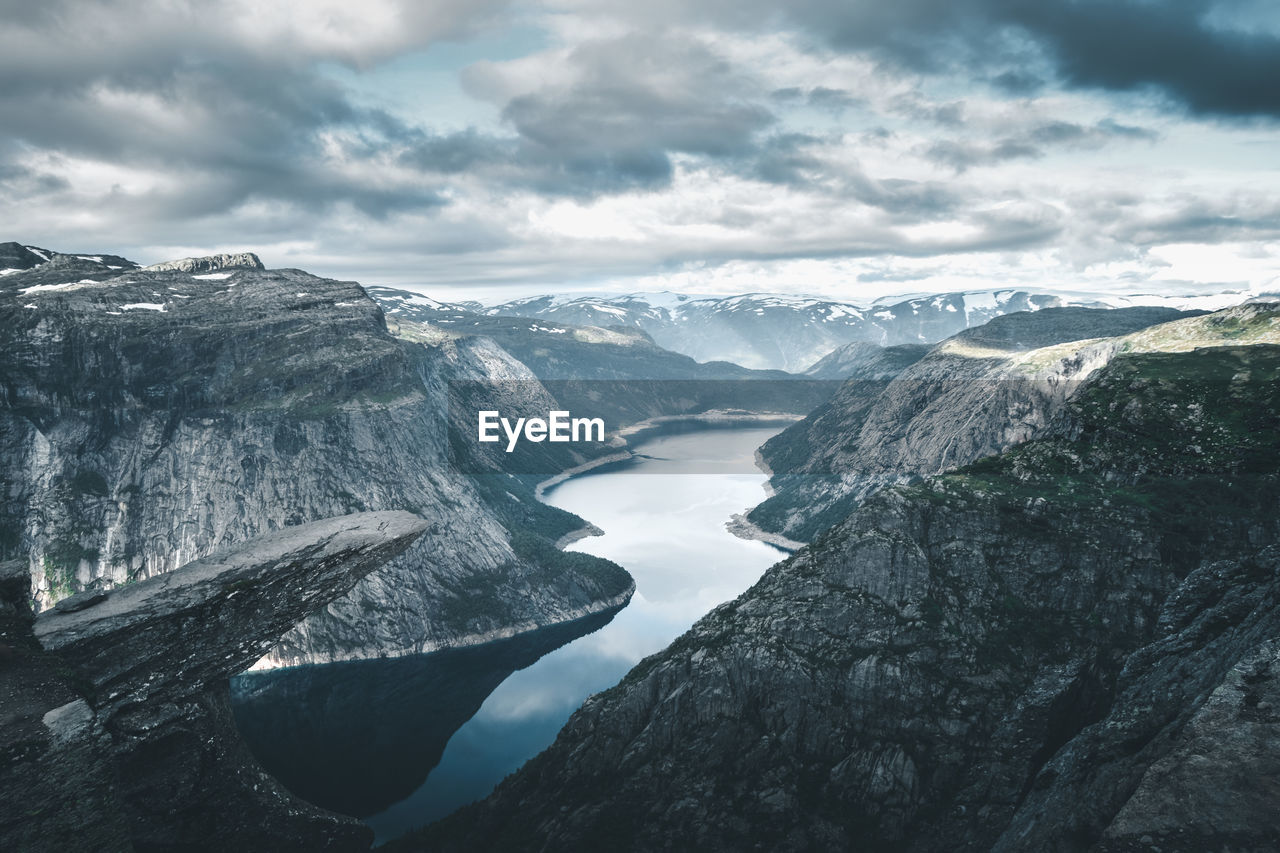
[923,118,1160,171]
[458,31,776,194]
[775,0,1280,120]
[0,0,507,222]
[0,0,1275,303]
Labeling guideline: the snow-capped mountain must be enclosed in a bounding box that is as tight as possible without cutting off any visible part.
[476,286,1280,372]
[478,290,1065,372]
[0,241,136,278]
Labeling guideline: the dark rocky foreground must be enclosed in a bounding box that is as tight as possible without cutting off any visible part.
[1,511,426,852]
[407,345,1280,852]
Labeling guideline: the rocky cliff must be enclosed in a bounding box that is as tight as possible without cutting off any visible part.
[2,512,426,852]
[0,250,633,668]
[747,305,1240,542]
[802,341,931,381]
[409,343,1280,852]
[142,253,265,274]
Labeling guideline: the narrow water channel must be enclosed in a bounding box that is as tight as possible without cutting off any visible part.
[231,425,788,844]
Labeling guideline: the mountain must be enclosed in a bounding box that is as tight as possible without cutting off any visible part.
[142,252,265,274]
[475,289,1072,372]
[371,285,787,381]
[0,249,633,669]
[0,241,137,277]
[747,305,1230,542]
[368,285,834,435]
[409,341,1280,853]
[802,341,931,380]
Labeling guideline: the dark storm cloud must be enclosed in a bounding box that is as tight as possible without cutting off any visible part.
[0,163,70,195]
[770,0,1280,119]
[989,69,1046,96]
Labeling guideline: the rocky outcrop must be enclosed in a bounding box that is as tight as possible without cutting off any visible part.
[802,341,930,380]
[142,253,265,273]
[36,512,428,710]
[3,512,426,853]
[996,550,1280,852]
[748,305,1242,542]
[0,250,633,668]
[409,345,1280,852]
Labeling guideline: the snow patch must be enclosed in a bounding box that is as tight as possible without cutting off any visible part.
[20,282,79,294]
[120,302,166,311]
[192,272,233,280]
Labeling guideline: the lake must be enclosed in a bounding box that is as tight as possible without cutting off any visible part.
[231,425,787,843]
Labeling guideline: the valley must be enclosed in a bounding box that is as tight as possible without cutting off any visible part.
[3,242,1278,852]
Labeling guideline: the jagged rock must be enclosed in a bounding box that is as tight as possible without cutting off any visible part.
[4,513,426,853]
[36,511,428,711]
[0,560,132,852]
[747,305,1279,542]
[995,550,1280,853]
[802,341,930,380]
[0,242,56,272]
[142,252,265,273]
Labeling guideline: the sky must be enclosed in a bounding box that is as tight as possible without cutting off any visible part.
[1,0,1278,303]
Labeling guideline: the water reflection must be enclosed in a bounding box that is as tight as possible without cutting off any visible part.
[229,608,619,818]
[232,425,786,843]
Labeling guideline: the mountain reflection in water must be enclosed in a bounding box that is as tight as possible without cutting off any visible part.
[231,425,786,842]
[229,608,618,819]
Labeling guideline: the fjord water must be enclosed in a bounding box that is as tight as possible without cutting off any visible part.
[233,426,787,842]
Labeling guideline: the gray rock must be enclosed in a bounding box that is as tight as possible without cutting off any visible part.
[1,254,634,669]
[4,512,426,852]
[36,511,427,710]
[748,305,1257,542]
[142,252,264,273]
[409,345,1280,853]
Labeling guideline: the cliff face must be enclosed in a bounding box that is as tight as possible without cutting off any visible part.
[747,305,1262,542]
[0,253,632,668]
[413,344,1280,853]
[2,512,426,853]
[802,341,930,380]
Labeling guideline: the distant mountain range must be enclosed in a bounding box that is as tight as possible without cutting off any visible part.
[374,285,1276,373]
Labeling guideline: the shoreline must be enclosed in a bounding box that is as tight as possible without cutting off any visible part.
[724,512,804,553]
[554,521,605,550]
[534,410,803,500]
[615,409,804,442]
[722,442,807,552]
[243,583,635,673]
[255,414,800,672]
